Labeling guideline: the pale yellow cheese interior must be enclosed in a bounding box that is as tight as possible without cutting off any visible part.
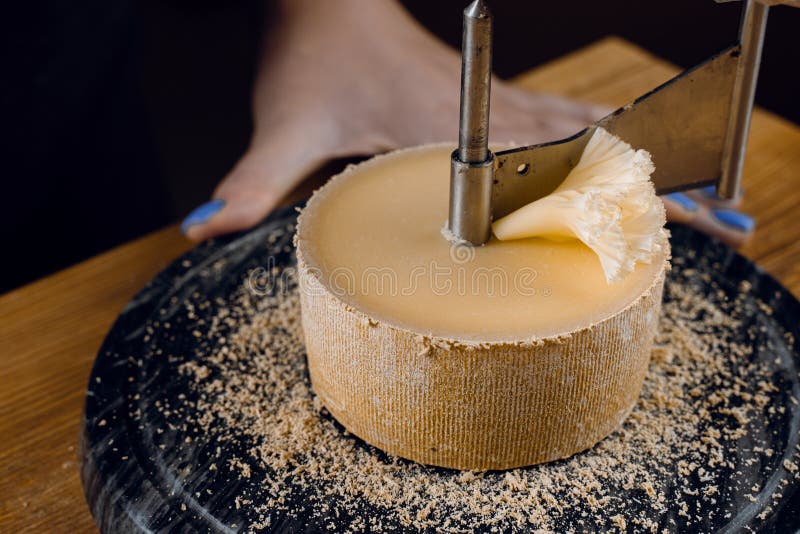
[299,145,667,342]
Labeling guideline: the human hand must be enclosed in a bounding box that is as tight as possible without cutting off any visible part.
[181,0,754,248]
[662,188,754,248]
[181,0,603,241]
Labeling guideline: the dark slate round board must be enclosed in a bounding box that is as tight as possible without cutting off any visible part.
[80,203,800,533]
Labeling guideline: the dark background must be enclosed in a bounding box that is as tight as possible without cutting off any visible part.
[2,0,798,293]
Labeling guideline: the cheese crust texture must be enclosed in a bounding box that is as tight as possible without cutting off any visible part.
[296,144,668,470]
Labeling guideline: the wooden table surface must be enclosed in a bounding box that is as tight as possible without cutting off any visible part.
[1,37,798,532]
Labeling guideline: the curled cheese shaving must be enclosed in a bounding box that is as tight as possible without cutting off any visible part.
[492,127,667,283]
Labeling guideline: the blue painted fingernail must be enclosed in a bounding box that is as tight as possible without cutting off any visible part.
[665,192,698,212]
[699,185,719,198]
[181,199,225,234]
[712,208,755,233]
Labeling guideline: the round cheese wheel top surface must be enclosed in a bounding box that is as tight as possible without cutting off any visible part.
[298,145,667,342]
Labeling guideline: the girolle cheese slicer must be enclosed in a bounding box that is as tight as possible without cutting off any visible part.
[449,0,799,246]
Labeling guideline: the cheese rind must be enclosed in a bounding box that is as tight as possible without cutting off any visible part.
[297,144,668,470]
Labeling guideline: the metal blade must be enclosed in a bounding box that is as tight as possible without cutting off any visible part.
[492,45,741,219]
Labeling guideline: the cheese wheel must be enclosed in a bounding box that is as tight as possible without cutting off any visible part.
[296,144,668,470]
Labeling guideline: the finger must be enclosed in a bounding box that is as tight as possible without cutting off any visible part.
[688,206,755,249]
[685,185,744,209]
[663,193,754,249]
[497,82,610,125]
[489,83,611,146]
[663,192,700,225]
[181,154,281,242]
[182,143,326,242]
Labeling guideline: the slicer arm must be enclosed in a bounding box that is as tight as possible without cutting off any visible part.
[447,0,796,244]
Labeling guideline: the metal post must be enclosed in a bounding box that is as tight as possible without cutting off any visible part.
[718,0,769,199]
[448,0,494,246]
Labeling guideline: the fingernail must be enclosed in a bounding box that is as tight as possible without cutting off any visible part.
[712,208,755,233]
[665,192,698,212]
[699,185,742,201]
[181,199,225,234]
[699,185,719,199]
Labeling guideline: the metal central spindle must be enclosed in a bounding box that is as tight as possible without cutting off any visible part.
[448,0,495,246]
[718,0,769,200]
[458,0,492,163]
